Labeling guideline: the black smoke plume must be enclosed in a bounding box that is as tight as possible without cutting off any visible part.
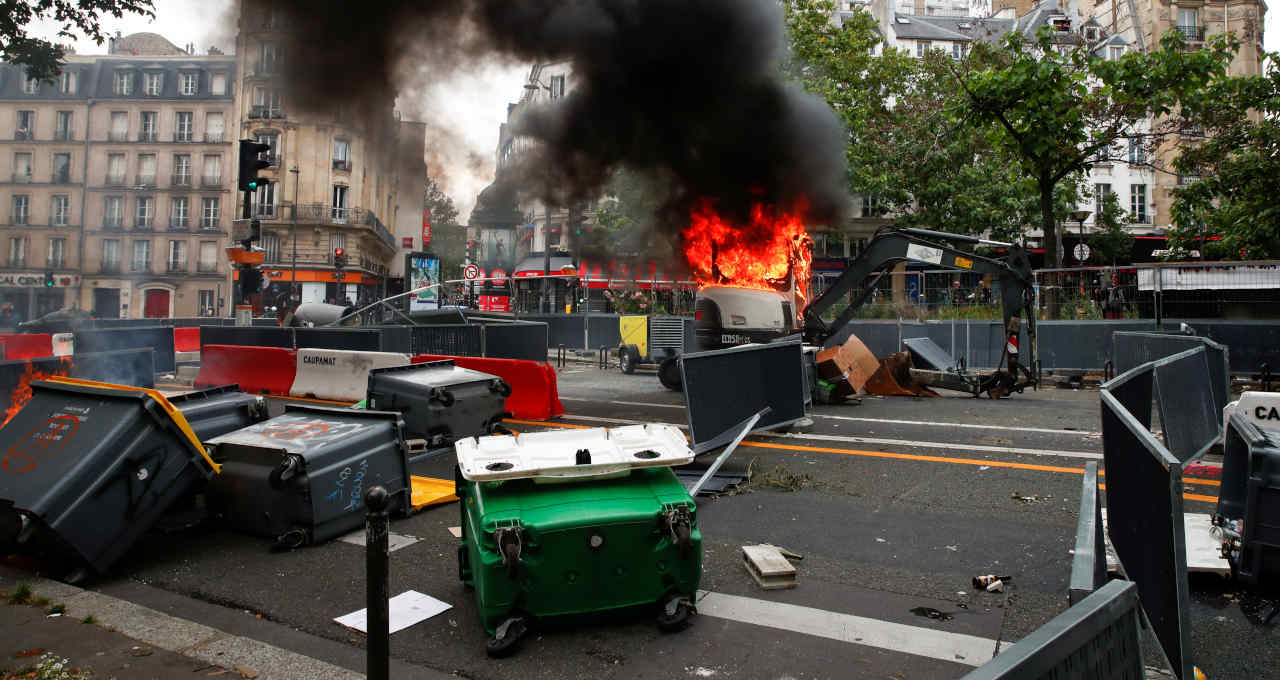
[250,0,850,228]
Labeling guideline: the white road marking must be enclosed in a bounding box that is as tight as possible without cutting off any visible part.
[695,591,997,667]
[555,413,1101,460]
[558,397,1100,437]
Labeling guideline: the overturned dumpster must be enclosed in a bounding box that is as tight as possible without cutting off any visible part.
[0,378,223,579]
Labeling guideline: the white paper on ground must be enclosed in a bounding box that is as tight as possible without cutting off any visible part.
[334,590,452,634]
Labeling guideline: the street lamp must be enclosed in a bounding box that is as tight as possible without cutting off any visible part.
[1069,209,1091,267]
[290,166,300,305]
[525,79,556,313]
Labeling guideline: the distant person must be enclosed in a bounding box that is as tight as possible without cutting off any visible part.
[977,279,993,304]
[0,306,12,328]
[950,280,965,305]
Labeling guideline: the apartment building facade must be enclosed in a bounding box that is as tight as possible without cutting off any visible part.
[234,4,402,309]
[0,32,237,320]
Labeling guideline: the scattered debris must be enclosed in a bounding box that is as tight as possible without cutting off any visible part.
[985,580,1005,593]
[742,544,798,590]
[973,574,1011,589]
[1011,492,1051,503]
[751,465,815,492]
[909,606,954,621]
[448,526,462,538]
[875,538,887,543]
[13,648,45,659]
[334,590,452,635]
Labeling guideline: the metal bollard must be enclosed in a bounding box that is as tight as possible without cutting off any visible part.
[557,344,567,368]
[365,486,390,680]
[1104,360,1114,383]
[598,345,610,370]
[1263,363,1273,393]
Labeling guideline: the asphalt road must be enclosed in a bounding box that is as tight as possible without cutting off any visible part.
[25,366,1279,679]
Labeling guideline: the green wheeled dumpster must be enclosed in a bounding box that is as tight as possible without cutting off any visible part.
[454,424,700,656]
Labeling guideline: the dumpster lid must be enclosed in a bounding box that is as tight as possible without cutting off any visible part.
[455,423,692,481]
[42,377,220,474]
[368,360,500,387]
[206,404,403,455]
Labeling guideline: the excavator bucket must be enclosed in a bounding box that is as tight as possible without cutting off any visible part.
[864,352,939,398]
[815,334,881,399]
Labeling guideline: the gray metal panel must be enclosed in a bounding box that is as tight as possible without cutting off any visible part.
[482,322,548,361]
[1152,347,1221,464]
[1114,332,1230,414]
[1069,462,1106,605]
[1218,412,1256,521]
[679,338,806,450]
[648,316,686,355]
[960,580,1143,680]
[1100,387,1194,680]
[903,337,956,371]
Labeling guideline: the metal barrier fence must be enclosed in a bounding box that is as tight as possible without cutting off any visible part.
[482,321,549,361]
[1069,461,1106,606]
[73,326,176,373]
[1114,332,1229,414]
[1036,261,1280,321]
[1100,363,1195,679]
[961,580,1144,679]
[409,325,483,357]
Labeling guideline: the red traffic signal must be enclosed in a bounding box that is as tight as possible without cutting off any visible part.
[334,248,344,257]
[333,248,347,269]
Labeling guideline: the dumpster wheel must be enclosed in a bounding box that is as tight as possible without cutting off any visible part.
[276,528,307,550]
[619,345,640,374]
[656,594,695,632]
[486,615,527,658]
[658,357,683,391]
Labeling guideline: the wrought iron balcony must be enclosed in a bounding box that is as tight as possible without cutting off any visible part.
[100,262,121,274]
[11,173,32,184]
[14,130,31,141]
[7,257,25,268]
[333,159,351,171]
[1176,25,1206,41]
[136,174,157,187]
[204,132,225,143]
[172,173,193,187]
[197,262,219,273]
[47,257,65,269]
[130,261,152,273]
[105,173,127,186]
[133,218,154,231]
[201,174,222,187]
[108,131,129,142]
[103,216,124,231]
[52,171,71,185]
[168,219,190,232]
[53,130,72,141]
[9,216,28,227]
[138,131,158,142]
[166,260,187,273]
[199,218,220,230]
[174,132,194,143]
[49,218,69,228]
[248,106,284,120]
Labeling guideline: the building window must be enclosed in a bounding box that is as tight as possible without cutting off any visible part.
[59,70,77,94]
[132,240,151,271]
[48,238,65,268]
[205,112,224,142]
[1109,46,1125,60]
[173,154,192,186]
[171,196,190,228]
[175,112,193,142]
[254,132,279,163]
[202,155,222,187]
[15,110,34,140]
[12,153,32,182]
[144,72,162,96]
[201,197,220,228]
[52,153,70,184]
[11,196,29,226]
[1127,137,1146,165]
[138,153,157,185]
[952,43,964,60]
[332,232,346,256]
[22,73,39,94]
[260,43,282,73]
[860,195,878,218]
[135,196,155,229]
[51,195,69,227]
[104,196,123,229]
[333,139,350,170]
[109,111,128,141]
[252,89,283,118]
[211,73,227,96]
[550,75,566,99]
[198,242,217,272]
[1129,184,1149,223]
[332,185,349,223]
[102,239,121,271]
[106,154,126,185]
[168,240,187,271]
[114,71,134,95]
[1084,26,1100,42]
[140,111,157,141]
[9,237,27,267]
[54,111,72,140]
[916,41,931,57]
[198,289,215,314]
[180,72,198,95]
[1177,8,1200,39]
[1094,183,1111,220]
[262,232,280,263]
[254,182,276,218]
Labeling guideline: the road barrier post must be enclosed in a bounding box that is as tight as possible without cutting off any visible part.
[365,486,390,680]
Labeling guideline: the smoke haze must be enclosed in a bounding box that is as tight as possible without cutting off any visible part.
[251,0,851,230]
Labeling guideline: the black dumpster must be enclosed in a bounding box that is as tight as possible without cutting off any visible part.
[168,385,269,442]
[366,360,508,447]
[204,405,410,548]
[0,379,219,577]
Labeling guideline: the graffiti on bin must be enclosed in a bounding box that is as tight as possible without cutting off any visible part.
[326,459,369,512]
[2,413,80,474]
[258,417,366,445]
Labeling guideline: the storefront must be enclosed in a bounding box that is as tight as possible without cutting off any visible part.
[0,272,80,325]
[239,268,381,313]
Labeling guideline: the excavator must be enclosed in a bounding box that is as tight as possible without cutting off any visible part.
[691,227,1039,399]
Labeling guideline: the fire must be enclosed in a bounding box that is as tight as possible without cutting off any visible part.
[2,359,73,428]
[681,199,813,319]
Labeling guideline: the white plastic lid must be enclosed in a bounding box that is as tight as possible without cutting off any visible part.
[455,424,693,481]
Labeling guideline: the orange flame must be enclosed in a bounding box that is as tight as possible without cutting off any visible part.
[681,199,813,320]
[3,359,73,428]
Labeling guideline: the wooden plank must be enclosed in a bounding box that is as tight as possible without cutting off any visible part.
[742,544,797,590]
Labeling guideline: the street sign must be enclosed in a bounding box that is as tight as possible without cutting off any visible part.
[1074,243,1091,262]
[463,264,480,280]
[491,268,507,285]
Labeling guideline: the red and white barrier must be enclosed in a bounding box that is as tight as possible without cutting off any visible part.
[174,327,200,353]
[411,354,565,421]
[288,348,410,402]
[0,333,53,360]
[194,345,298,396]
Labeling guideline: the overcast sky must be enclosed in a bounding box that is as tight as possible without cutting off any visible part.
[25,1,1280,220]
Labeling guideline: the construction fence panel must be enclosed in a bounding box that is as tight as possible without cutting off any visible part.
[482,322,550,361]
[198,325,294,349]
[1115,332,1230,414]
[409,325,483,357]
[1069,461,1107,606]
[73,327,176,374]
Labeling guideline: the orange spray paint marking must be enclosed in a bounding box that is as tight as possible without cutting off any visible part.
[263,421,330,440]
[2,414,81,474]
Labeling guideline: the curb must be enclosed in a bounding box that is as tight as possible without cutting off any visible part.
[0,572,361,680]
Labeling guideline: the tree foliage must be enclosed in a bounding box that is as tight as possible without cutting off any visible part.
[2,0,154,81]
[955,28,1236,268]
[1169,51,1280,259]
[1088,190,1134,264]
[424,177,465,278]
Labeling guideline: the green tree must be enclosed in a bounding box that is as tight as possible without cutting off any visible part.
[423,177,464,279]
[955,28,1236,270]
[2,0,154,81]
[1169,52,1280,260]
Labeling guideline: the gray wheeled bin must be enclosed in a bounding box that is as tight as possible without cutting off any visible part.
[0,379,220,577]
[366,360,509,448]
[204,405,411,548]
[168,384,269,442]
[1219,412,1280,584]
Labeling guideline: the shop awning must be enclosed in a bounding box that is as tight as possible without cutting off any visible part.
[579,258,696,290]
[512,255,577,279]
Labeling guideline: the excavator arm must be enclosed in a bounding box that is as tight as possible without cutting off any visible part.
[803,227,1038,397]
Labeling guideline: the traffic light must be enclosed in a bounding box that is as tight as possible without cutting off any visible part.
[466,240,477,262]
[237,139,272,191]
[43,271,54,288]
[334,247,347,269]
[240,265,263,295]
